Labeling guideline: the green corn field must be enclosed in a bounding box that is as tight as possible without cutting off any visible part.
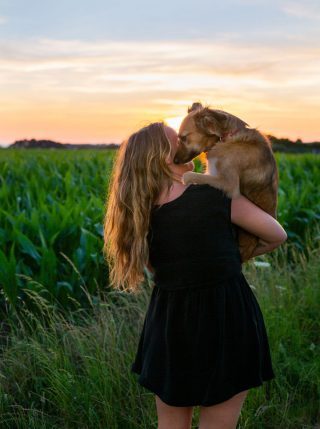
[0,149,319,315]
[0,149,319,427]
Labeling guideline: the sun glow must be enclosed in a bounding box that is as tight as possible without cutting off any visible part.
[164,115,185,132]
[1,39,320,143]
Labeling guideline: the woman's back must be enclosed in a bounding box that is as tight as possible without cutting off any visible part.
[147,184,242,290]
[132,181,276,407]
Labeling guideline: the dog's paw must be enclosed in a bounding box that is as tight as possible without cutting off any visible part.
[182,171,194,185]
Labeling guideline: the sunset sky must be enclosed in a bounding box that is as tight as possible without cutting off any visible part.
[0,0,319,146]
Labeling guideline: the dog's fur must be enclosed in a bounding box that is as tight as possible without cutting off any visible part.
[174,102,279,264]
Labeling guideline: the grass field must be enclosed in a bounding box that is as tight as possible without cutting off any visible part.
[0,149,319,314]
[0,236,319,428]
[0,149,319,427]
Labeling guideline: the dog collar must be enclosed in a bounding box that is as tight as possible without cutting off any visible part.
[220,128,240,142]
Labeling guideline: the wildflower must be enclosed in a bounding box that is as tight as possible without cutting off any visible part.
[275,285,286,290]
[89,327,93,331]
[310,343,315,351]
[254,261,271,267]
[66,324,70,329]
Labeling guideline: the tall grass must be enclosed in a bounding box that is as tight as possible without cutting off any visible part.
[0,226,319,428]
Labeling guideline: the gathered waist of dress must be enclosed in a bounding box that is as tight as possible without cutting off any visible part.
[153,269,243,291]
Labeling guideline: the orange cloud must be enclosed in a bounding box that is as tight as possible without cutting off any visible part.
[1,39,319,144]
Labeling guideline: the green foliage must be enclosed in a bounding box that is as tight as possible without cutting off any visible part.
[275,153,320,249]
[0,149,116,315]
[0,244,18,308]
[0,149,319,426]
[0,149,319,317]
[268,135,320,154]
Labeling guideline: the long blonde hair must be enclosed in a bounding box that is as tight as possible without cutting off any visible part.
[103,122,178,293]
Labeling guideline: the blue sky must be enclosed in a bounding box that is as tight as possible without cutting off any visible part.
[0,0,319,145]
[1,0,319,42]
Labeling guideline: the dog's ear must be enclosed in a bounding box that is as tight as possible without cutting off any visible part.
[194,108,228,136]
[187,102,203,114]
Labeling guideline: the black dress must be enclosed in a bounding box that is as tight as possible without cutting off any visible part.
[131,184,275,407]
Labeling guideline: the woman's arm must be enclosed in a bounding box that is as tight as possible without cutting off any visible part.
[231,194,287,257]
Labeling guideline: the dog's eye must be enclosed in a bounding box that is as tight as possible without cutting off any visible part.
[179,136,187,142]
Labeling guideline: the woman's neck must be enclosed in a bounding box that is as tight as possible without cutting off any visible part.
[155,179,188,205]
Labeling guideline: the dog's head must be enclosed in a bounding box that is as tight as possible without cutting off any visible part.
[174,102,237,164]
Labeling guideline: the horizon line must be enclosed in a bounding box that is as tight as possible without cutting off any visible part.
[1,135,320,148]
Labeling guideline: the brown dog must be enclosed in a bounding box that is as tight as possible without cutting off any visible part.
[174,102,279,264]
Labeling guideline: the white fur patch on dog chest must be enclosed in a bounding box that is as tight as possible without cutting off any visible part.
[207,157,219,176]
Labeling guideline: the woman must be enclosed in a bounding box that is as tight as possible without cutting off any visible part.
[103,122,287,429]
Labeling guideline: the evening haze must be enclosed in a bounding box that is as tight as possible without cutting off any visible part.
[0,0,319,146]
